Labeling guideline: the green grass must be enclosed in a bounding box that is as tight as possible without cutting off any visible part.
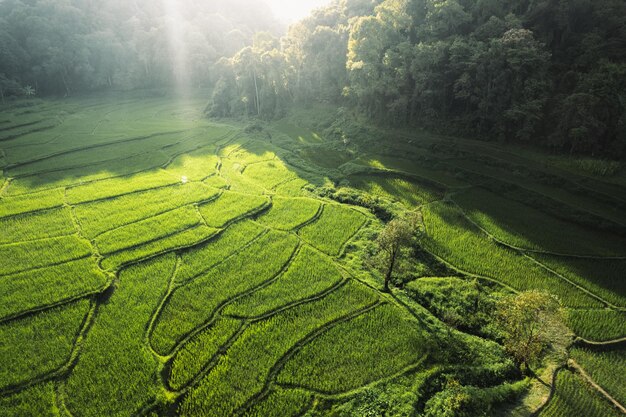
[571,348,626,406]
[5,151,172,195]
[349,175,442,207]
[0,207,75,244]
[165,150,220,181]
[151,231,299,355]
[224,245,344,318]
[64,255,175,417]
[299,204,367,256]
[0,383,57,417]
[529,255,626,308]
[567,309,626,341]
[96,205,202,255]
[278,303,426,393]
[0,235,93,276]
[179,280,379,417]
[243,159,298,189]
[74,182,219,238]
[198,191,269,228]
[539,370,620,417]
[453,188,626,257]
[242,388,312,417]
[66,170,179,205]
[101,224,219,271]
[256,197,321,230]
[0,300,90,390]
[0,257,108,320]
[421,202,602,308]
[176,220,266,284]
[169,317,243,391]
[0,188,65,217]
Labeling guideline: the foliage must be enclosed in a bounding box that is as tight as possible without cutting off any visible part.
[374,211,421,291]
[496,291,567,370]
[405,278,505,338]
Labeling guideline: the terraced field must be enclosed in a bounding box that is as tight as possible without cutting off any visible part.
[1,97,625,416]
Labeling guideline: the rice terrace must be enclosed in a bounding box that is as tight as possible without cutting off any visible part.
[1,0,626,416]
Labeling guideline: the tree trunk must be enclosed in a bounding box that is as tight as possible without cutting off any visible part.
[384,248,397,292]
[252,67,260,116]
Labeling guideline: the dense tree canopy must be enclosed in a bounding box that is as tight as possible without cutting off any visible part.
[0,0,279,96]
[1,0,625,157]
[210,0,626,158]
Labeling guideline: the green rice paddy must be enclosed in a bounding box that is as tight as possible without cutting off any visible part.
[1,96,624,416]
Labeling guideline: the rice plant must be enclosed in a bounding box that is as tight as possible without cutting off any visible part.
[96,205,202,255]
[66,170,179,205]
[539,370,621,417]
[101,225,218,271]
[165,150,220,181]
[176,220,266,284]
[567,309,626,341]
[421,202,603,308]
[256,197,321,230]
[530,255,626,308]
[242,388,312,417]
[278,303,426,393]
[0,300,90,390]
[179,280,378,417]
[151,231,299,355]
[571,347,626,405]
[299,204,367,256]
[0,383,57,417]
[198,191,269,228]
[168,317,243,391]
[0,188,65,218]
[0,235,93,276]
[223,245,344,318]
[74,182,219,238]
[0,207,75,244]
[64,255,176,417]
[0,257,108,320]
[453,188,626,257]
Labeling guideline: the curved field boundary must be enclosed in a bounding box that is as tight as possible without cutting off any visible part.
[448,200,623,310]
[524,254,624,311]
[0,122,59,144]
[149,241,301,359]
[0,280,112,326]
[225,279,350,322]
[276,357,427,399]
[233,301,384,416]
[172,228,269,287]
[3,130,186,172]
[573,337,626,349]
[0,299,97,398]
[87,191,221,240]
[568,359,626,415]
[450,199,626,260]
[197,195,272,231]
[100,226,221,274]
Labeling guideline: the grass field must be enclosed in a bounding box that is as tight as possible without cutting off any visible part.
[1,96,624,416]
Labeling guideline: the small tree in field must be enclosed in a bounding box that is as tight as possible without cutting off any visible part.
[496,291,568,372]
[376,212,421,292]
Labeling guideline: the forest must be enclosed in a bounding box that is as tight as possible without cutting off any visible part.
[1,0,626,157]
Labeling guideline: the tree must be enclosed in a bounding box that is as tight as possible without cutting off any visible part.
[496,291,569,372]
[375,212,421,292]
